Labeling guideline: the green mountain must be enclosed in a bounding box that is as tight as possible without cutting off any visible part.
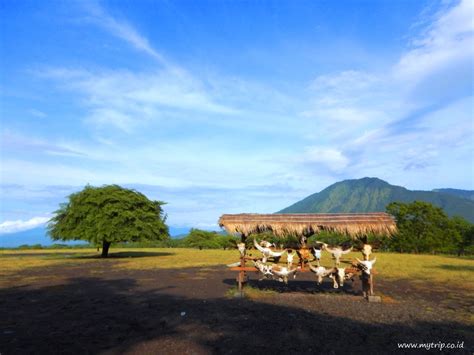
[432,188,474,201]
[279,177,474,222]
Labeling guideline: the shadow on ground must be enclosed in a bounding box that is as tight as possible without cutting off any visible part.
[77,251,175,259]
[1,276,472,354]
[223,276,361,295]
[0,251,175,259]
[0,253,82,258]
[435,264,474,272]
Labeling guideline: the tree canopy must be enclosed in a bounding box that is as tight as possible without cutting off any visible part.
[183,229,237,250]
[386,201,464,254]
[47,185,169,257]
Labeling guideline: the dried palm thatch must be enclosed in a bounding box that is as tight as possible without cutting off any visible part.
[218,213,396,239]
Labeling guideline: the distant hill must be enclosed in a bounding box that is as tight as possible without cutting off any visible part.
[0,226,191,248]
[279,177,474,222]
[432,188,474,201]
[0,227,86,248]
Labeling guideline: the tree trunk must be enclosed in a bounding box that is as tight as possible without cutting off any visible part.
[101,240,111,258]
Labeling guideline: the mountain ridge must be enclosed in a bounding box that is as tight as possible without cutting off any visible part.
[0,226,191,248]
[432,188,474,201]
[279,177,474,222]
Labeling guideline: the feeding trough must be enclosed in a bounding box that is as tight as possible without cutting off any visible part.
[218,213,396,299]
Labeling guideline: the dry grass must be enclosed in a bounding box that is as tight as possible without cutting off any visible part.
[225,285,277,299]
[0,248,237,277]
[0,249,94,275]
[1,248,473,291]
[326,251,474,292]
[219,213,396,238]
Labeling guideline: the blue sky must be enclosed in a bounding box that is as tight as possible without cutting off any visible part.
[1,0,473,235]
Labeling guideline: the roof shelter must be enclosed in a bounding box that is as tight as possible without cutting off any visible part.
[218,212,396,239]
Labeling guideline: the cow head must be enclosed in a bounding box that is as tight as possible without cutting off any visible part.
[356,257,376,275]
[237,243,246,257]
[287,250,296,266]
[361,244,372,260]
[329,267,346,288]
[260,240,274,248]
[253,260,273,277]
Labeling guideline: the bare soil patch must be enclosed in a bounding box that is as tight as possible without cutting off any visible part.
[1,263,472,354]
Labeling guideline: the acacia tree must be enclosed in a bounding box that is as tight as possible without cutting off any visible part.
[386,201,460,253]
[47,185,169,257]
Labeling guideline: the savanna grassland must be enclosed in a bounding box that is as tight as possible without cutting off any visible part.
[1,248,473,290]
[1,248,473,354]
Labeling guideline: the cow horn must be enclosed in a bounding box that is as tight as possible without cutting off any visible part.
[342,246,353,254]
[307,263,318,273]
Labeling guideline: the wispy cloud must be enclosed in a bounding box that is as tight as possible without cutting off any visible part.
[84,1,168,66]
[0,216,50,234]
[1,0,472,236]
[1,130,87,157]
[0,182,307,230]
[300,146,349,173]
[394,0,473,102]
[40,66,238,132]
[30,3,243,132]
[28,109,47,118]
[299,0,473,187]
[32,3,298,135]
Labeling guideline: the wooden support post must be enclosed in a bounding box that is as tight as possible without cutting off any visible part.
[299,233,310,271]
[361,273,370,298]
[237,233,247,294]
[362,273,376,298]
[369,273,374,296]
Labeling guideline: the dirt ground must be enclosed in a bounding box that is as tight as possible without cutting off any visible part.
[1,259,473,354]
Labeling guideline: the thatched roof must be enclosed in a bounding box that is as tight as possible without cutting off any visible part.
[218,213,396,239]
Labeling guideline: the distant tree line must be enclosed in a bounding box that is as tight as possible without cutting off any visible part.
[98,228,238,250]
[127,201,473,256]
[386,201,473,255]
[172,201,474,255]
[15,184,474,257]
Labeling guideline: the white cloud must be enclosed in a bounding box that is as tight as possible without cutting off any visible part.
[394,0,474,97]
[1,130,86,157]
[84,1,168,66]
[29,109,47,118]
[309,70,379,95]
[299,0,473,187]
[344,96,474,188]
[0,216,50,234]
[38,3,242,132]
[41,66,238,132]
[301,146,349,172]
[2,0,473,232]
[302,70,396,142]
